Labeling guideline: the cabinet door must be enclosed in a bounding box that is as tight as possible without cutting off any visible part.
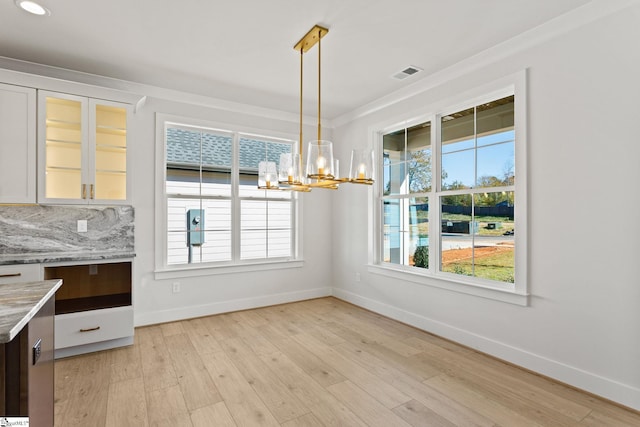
[0,83,36,204]
[38,91,89,203]
[89,99,129,203]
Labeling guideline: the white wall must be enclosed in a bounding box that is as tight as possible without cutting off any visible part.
[331,3,640,410]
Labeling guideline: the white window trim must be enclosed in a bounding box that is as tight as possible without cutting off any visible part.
[368,70,528,305]
[154,113,303,280]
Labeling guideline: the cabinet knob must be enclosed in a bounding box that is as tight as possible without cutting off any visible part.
[79,326,101,333]
[82,183,87,199]
[90,184,95,199]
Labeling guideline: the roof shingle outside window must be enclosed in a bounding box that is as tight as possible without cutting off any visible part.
[166,128,291,171]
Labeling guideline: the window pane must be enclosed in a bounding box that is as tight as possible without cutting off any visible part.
[408,197,429,268]
[240,200,292,260]
[268,201,292,229]
[383,231,402,264]
[383,161,407,195]
[202,199,232,231]
[268,229,291,258]
[476,141,514,188]
[472,192,514,282]
[383,198,402,265]
[383,199,401,234]
[167,198,201,231]
[167,198,231,265]
[201,231,232,262]
[440,194,473,276]
[202,132,232,168]
[441,107,474,152]
[477,129,514,147]
[441,149,474,189]
[407,121,432,193]
[239,137,292,198]
[383,129,407,163]
[241,200,266,230]
[476,95,514,143]
[168,230,232,265]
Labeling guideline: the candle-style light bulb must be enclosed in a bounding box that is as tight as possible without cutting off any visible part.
[317,156,326,176]
[357,163,366,180]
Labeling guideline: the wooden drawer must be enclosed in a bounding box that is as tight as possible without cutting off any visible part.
[55,305,133,349]
[0,263,41,284]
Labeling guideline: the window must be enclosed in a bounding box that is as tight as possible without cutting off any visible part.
[376,89,524,300]
[160,119,298,271]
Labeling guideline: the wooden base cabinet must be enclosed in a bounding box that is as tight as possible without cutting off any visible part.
[1,293,54,427]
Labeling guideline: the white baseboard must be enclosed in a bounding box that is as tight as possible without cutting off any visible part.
[134,287,332,327]
[332,288,640,412]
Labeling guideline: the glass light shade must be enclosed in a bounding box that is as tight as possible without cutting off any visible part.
[306,140,334,179]
[278,152,302,184]
[258,161,278,189]
[349,149,374,182]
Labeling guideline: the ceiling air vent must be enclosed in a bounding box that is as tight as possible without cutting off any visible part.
[392,65,423,80]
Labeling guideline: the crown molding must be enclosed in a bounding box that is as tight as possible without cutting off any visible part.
[0,55,323,126]
[331,0,640,128]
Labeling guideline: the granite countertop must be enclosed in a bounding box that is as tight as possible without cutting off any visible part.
[0,251,136,266]
[0,279,62,343]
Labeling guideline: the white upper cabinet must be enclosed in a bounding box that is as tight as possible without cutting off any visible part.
[38,91,131,204]
[0,83,36,204]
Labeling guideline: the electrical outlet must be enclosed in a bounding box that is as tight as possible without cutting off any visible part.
[89,264,98,275]
[355,272,361,282]
[172,282,181,293]
[77,219,88,233]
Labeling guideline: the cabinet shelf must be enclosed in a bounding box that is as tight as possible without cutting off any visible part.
[46,119,81,130]
[96,169,127,175]
[46,166,82,172]
[95,144,126,152]
[96,125,126,136]
[46,139,82,146]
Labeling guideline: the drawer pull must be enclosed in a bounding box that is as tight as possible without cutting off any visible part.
[79,326,101,333]
[0,273,21,278]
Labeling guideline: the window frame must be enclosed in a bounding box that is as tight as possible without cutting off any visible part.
[368,72,528,305]
[155,113,303,279]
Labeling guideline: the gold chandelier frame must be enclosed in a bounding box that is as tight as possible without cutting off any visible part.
[258,25,374,192]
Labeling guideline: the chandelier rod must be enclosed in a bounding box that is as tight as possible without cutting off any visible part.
[299,46,304,176]
[317,27,322,143]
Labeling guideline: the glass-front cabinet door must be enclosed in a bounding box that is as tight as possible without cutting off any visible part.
[41,93,87,201]
[91,100,127,201]
[38,91,129,204]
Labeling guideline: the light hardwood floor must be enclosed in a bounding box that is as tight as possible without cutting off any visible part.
[54,297,640,426]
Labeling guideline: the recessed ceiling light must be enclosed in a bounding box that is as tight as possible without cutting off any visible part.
[15,0,50,16]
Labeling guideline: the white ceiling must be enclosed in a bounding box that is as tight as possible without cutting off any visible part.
[0,0,592,119]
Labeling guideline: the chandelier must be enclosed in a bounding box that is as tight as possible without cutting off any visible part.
[258,25,374,192]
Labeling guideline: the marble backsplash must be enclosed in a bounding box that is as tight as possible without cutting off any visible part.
[0,205,134,256]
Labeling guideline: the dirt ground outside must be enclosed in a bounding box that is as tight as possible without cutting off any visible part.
[441,244,513,265]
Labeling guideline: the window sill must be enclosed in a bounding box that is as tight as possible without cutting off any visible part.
[367,264,529,306]
[155,259,304,280]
